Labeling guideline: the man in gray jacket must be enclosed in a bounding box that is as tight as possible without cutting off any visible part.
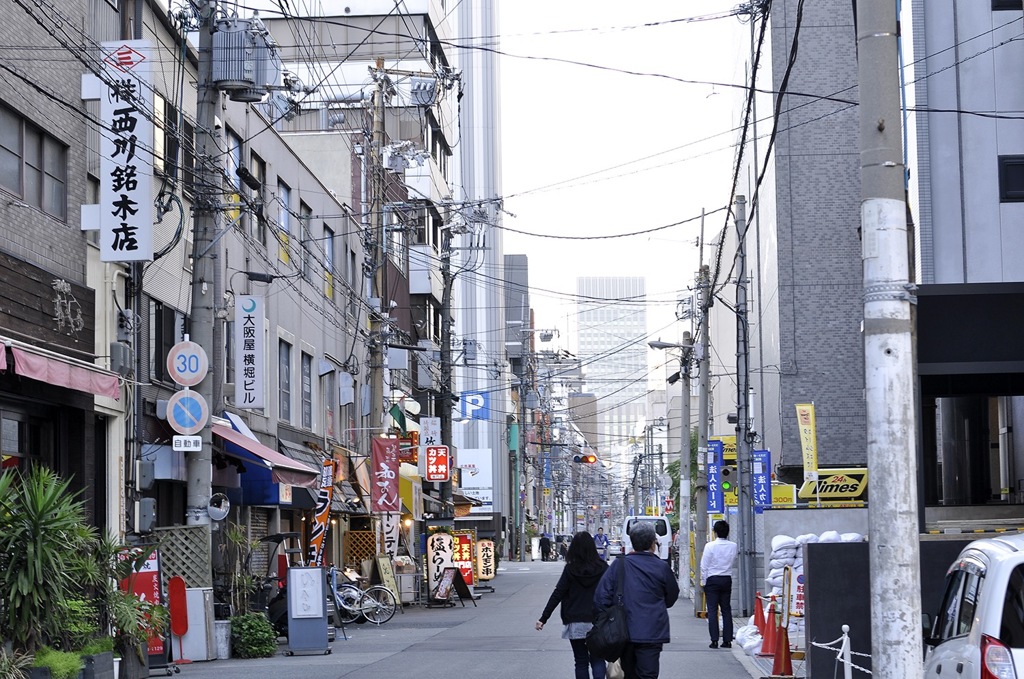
[594,522,679,678]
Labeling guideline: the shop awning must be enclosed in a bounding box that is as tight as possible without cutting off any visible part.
[331,479,366,514]
[213,424,319,488]
[279,440,326,471]
[5,341,120,400]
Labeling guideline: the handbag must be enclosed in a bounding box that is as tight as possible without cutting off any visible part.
[586,558,630,662]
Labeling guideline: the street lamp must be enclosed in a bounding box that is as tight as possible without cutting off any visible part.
[649,336,696,599]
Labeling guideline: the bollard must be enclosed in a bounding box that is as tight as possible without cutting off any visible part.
[754,591,766,635]
[758,596,778,657]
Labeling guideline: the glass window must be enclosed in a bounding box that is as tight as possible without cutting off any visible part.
[301,352,312,430]
[999,155,1024,201]
[324,225,335,299]
[0,104,66,219]
[277,180,290,264]
[250,152,266,245]
[932,569,966,641]
[300,202,313,282]
[993,0,1022,10]
[279,340,291,423]
[1002,565,1024,647]
[148,299,188,383]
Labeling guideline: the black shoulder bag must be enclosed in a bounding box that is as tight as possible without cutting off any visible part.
[586,558,630,661]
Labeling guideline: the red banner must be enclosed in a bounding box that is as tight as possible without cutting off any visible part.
[371,438,400,512]
[308,459,335,566]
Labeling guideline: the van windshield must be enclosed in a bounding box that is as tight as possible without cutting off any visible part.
[626,518,669,536]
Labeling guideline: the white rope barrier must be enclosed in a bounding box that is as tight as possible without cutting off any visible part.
[808,624,871,677]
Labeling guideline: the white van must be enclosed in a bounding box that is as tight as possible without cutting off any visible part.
[924,533,1024,679]
[622,515,672,562]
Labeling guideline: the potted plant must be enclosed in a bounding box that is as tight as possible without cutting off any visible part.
[0,466,97,655]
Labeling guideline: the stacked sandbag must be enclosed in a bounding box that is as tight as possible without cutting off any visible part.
[761,530,866,645]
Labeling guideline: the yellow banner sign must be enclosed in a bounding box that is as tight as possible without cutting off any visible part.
[711,435,737,462]
[797,468,868,500]
[795,404,818,481]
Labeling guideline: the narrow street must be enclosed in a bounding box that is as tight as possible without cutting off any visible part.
[169,562,760,679]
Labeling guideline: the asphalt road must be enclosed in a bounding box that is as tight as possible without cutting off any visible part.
[158,560,768,679]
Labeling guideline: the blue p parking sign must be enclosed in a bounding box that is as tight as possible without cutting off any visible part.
[461,391,489,420]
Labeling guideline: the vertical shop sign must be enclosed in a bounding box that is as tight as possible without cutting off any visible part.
[427,532,455,595]
[452,531,476,587]
[477,539,496,581]
[99,41,153,261]
[234,295,265,408]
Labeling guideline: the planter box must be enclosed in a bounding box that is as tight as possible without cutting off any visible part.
[82,651,115,679]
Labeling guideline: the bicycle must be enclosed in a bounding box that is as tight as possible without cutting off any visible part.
[329,567,397,625]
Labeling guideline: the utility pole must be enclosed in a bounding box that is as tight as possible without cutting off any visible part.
[694,264,711,617]
[439,222,455,519]
[186,0,219,529]
[368,58,387,458]
[857,2,922,677]
[733,195,753,617]
[679,331,692,594]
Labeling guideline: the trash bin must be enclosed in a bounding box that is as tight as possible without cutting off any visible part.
[214,620,232,659]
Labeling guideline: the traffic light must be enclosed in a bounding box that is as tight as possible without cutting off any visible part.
[720,465,736,494]
[573,453,598,463]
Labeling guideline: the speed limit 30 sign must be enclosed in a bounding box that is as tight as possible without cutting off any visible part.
[167,340,209,387]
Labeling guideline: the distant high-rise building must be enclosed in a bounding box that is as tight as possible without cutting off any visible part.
[575,277,648,469]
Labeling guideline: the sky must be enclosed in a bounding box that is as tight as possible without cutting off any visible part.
[496,1,750,359]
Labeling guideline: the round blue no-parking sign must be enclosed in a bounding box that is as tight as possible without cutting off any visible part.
[167,390,209,436]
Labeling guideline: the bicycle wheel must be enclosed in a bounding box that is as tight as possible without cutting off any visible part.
[334,584,365,625]
[361,586,397,625]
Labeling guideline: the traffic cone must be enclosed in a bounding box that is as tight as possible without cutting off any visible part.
[771,621,794,676]
[754,592,766,635]
[758,596,778,656]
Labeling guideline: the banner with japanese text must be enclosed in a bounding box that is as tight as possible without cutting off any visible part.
[427,532,454,595]
[370,438,400,512]
[795,403,819,481]
[453,531,476,587]
[307,459,334,566]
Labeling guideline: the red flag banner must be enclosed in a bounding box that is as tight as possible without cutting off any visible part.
[371,438,401,512]
[308,458,335,566]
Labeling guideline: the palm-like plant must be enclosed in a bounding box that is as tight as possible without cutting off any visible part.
[0,465,96,653]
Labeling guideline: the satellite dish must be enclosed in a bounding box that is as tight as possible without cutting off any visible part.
[209,493,231,521]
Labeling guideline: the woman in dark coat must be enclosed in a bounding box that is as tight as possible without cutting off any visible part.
[535,531,609,679]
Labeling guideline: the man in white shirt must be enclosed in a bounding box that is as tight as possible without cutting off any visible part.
[700,520,738,649]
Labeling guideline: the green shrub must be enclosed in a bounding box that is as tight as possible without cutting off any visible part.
[78,636,114,656]
[59,599,100,652]
[230,613,277,659]
[32,646,82,679]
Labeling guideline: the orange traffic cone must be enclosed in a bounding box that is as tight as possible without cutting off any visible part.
[771,621,794,676]
[758,596,778,656]
[753,592,766,636]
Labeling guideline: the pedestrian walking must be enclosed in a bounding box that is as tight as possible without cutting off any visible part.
[540,534,552,562]
[594,527,609,560]
[536,531,610,679]
[700,519,738,649]
[595,522,679,679]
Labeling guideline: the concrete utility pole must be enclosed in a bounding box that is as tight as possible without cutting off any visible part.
[186,0,220,529]
[857,2,923,677]
[679,333,692,592]
[368,59,387,456]
[733,195,753,617]
[694,264,711,617]
[439,223,455,518]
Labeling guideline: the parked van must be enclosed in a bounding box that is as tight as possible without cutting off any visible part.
[621,515,672,562]
[924,533,1024,679]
